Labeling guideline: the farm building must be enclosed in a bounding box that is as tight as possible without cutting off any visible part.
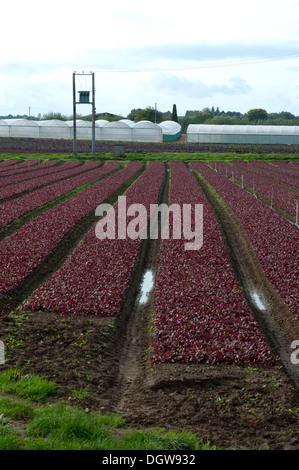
[187,124,299,145]
[158,120,181,141]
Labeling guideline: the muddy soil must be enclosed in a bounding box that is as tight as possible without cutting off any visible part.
[0,311,299,451]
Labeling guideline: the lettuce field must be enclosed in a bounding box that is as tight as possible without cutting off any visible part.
[0,150,298,450]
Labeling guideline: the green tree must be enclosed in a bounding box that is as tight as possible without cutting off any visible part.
[134,106,163,123]
[42,111,69,121]
[127,108,142,121]
[171,104,178,122]
[247,108,268,122]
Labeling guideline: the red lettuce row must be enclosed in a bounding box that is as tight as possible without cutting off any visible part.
[0,161,100,200]
[0,159,44,174]
[151,161,276,368]
[0,161,81,189]
[192,162,299,320]
[0,162,142,299]
[213,161,298,218]
[233,160,299,189]
[248,160,299,188]
[2,136,299,154]
[0,159,21,169]
[0,159,62,181]
[0,161,120,228]
[21,162,165,316]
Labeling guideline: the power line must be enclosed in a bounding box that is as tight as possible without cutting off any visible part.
[92,51,299,74]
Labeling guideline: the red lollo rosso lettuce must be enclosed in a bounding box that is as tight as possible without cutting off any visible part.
[191,162,299,321]
[0,161,120,228]
[21,162,165,316]
[0,162,142,298]
[151,161,277,368]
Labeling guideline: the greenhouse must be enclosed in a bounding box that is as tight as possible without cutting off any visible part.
[131,121,163,142]
[101,121,132,141]
[119,119,135,127]
[186,124,299,144]
[3,119,40,138]
[158,120,181,141]
[0,120,9,137]
[39,120,71,139]
[95,119,109,127]
[66,120,101,140]
[0,118,168,142]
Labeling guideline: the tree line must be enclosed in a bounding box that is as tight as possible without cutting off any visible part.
[2,106,299,134]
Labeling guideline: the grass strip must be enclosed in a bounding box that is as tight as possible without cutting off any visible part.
[0,369,221,450]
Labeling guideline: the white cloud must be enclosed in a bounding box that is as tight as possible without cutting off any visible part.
[2,0,299,116]
[147,73,252,99]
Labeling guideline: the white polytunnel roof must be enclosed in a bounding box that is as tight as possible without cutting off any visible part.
[66,120,101,140]
[3,118,39,137]
[101,120,132,141]
[3,118,39,126]
[103,121,131,128]
[36,119,70,139]
[66,120,93,127]
[95,119,109,127]
[133,120,160,129]
[131,120,163,142]
[158,120,181,135]
[119,119,135,127]
[187,124,299,135]
[0,120,9,137]
[38,119,69,127]
[186,123,299,144]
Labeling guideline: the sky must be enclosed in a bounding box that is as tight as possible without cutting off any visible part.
[2,0,299,118]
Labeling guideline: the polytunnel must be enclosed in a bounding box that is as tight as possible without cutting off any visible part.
[3,119,40,138]
[0,120,9,137]
[95,119,109,127]
[101,121,132,141]
[132,121,163,142]
[66,120,101,140]
[158,120,181,141]
[186,124,299,144]
[38,120,71,139]
[119,119,135,127]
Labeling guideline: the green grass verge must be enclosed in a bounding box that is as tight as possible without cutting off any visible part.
[1,151,299,162]
[0,368,221,450]
[0,368,56,401]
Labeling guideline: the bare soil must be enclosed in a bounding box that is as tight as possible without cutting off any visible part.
[1,311,299,451]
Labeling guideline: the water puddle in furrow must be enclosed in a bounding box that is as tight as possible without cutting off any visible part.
[138,269,155,305]
[250,290,267,311]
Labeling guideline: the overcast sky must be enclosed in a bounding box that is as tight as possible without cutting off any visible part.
[2,0,299,118]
